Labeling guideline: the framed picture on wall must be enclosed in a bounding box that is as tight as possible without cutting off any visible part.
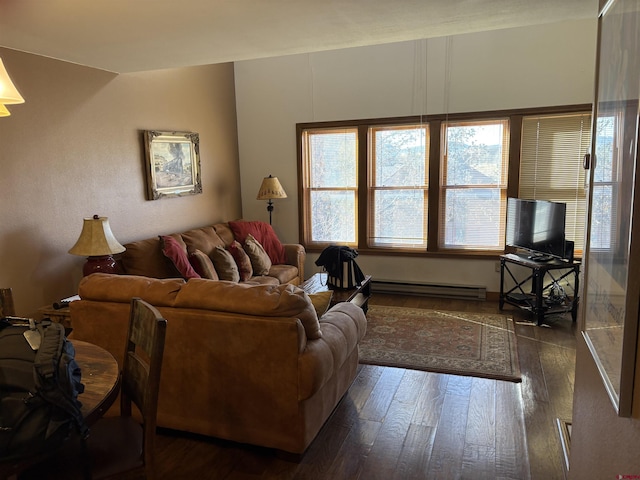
[143,130,202,200]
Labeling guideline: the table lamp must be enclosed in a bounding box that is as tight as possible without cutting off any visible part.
[256,175,287,225]
[69,215,126,276]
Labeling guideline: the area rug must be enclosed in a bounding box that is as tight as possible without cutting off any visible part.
[359,305,522,382]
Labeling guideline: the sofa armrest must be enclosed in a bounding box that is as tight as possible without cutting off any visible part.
[283,243,305,284]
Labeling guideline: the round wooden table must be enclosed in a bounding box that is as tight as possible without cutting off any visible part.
[73,340,121,425]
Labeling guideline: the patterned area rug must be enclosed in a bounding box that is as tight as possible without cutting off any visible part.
[359,305,522,382]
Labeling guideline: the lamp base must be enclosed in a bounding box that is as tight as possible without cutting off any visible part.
[83,255,119,276]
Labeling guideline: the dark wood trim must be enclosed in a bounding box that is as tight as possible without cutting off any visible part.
[296,104,592,131]
[507,114,523,199]
[428,119,442,252]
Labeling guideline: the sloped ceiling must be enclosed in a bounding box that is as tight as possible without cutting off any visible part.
[0,0,598,73]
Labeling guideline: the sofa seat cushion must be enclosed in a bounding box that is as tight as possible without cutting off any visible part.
[246,275,279,286]
[298,302,367,400]
[268,264,299,285]
[78,273,185,307]
[175,279,322,339]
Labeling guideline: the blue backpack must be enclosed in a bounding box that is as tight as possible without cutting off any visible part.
[0,317,88,461]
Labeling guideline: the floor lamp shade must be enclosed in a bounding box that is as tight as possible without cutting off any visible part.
[256,175,287,224]
[69,215,126,276]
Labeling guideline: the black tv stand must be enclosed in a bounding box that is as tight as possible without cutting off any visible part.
[499,253,580,325]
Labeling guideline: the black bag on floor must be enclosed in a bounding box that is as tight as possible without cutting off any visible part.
[315,245,365,289]
[0,317,88,461]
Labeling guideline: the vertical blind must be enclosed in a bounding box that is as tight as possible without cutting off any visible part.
[519,112,591,255]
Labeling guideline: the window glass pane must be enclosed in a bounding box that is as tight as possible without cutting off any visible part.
[310,190,356,243]
[595,115,615,183]
[310,132,357,188]
[374,127,427,187]
[441,119,508,250]
[373,190,426,246]
[370,125,429,247]
[591,186,613,250]
[444,188,503,248]
[446,124,505,185]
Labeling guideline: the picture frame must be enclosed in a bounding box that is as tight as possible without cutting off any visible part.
[143,130,202,200]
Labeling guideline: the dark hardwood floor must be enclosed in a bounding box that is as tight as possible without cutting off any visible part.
[120,294,579,479]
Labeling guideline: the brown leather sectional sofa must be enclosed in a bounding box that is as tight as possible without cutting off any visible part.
[69,223,367,455]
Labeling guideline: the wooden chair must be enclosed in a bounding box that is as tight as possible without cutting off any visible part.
[18,297,168,480]
[0,287,15,317]
[84,297,167,479]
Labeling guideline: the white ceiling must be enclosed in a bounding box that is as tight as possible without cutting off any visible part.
[0,0,599,74]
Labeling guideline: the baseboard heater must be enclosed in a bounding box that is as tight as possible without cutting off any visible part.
[372,280,487,301]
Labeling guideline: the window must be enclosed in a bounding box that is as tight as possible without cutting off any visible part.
[300,128,358,245]
[369,124,429,247]
[440,119,509,250]
[298,104,591,257]
[590,113,616,250]
[519,112,591,255]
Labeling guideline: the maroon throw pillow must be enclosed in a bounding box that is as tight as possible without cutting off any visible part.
[227,241,253,282]
[228,220,286,265]
[160,235,201,280]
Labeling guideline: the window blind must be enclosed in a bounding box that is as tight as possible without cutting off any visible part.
[519,112,591,255]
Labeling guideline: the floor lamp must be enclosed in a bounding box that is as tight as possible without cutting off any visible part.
[256,175,287,225]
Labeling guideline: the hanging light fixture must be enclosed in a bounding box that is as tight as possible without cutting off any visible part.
[0,57,25,117]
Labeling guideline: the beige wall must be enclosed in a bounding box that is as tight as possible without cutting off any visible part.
[234,18,598,290]
[0,47,241,316]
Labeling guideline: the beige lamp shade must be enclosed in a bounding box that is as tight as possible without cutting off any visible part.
[0,58,25,105]
[69,215,126,257]
[0,104,9,117]
[256,175,287,200]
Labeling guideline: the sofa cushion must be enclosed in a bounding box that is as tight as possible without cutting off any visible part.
[160,235,201,280]
[267,264,299,285]
[243,234,271,275]
[228,241,253,282]
[78,273,185,307]
[175,280,322,339]
[188,248,219,280]
[210,246,240,282]
[309,291,333,318]
[120,235,184,278]
[228,220,286,264]
[180,226,225,257]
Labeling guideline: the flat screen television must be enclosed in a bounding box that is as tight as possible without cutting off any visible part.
[506,198,567,261]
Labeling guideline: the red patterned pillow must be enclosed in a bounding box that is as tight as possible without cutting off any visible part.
[160,235,201,280]
[228,220,286,264]
[227,241,253,282]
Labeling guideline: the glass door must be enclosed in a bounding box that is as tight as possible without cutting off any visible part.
[582,0,640,416]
